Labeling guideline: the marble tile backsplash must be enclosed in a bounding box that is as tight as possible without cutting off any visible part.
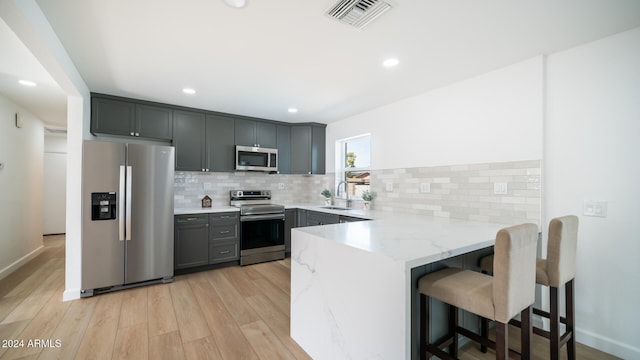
[174,171,330,208]
[367,160,541,226]
[175,159,541,226]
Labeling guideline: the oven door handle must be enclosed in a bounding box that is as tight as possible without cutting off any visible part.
[240,214,285,222]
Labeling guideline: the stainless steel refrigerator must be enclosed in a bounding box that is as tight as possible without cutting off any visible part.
[81,141,174,297]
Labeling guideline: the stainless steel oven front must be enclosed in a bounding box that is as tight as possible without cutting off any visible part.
[239,212,285,266]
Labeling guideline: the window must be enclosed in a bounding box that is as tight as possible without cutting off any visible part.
[335,134,370,199]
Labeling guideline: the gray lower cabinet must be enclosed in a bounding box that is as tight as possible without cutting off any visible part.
[174,214,209,269]
[306,210,339,226]
[290,124,326,174]
[208,212,239,264]
[91,95,173,140]
[175,212,240,270]
[285,209,297,252]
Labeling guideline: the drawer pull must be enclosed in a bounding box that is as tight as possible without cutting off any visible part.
[187,217,198,221]
[219,250,230,254]
[219,230,230,234]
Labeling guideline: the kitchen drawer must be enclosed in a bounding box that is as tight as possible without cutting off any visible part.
[209,241,239,264]
[210,223,238,241]
[307,211,339,226]
[209,212,239,224]
[175,214,209,225]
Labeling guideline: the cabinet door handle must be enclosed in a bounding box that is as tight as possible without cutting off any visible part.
[135,132,140,137]
[130,132,135,136]
[205,224,209,227]
[186,217,198,221]
[219,250,230,254]
[220,230,230,234]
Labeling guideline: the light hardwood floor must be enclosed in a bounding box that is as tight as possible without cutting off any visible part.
[0,235,620,359]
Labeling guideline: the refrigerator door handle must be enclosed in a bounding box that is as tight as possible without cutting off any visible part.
[119,165,126,241]
[126,165,132,241]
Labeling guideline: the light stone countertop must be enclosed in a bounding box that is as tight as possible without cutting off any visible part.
[290,209,508,360]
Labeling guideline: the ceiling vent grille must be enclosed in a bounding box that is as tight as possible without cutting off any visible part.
[326,0,392,30]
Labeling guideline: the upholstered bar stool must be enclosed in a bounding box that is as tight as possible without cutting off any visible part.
[478,215,578,360]
[418,223,539,360]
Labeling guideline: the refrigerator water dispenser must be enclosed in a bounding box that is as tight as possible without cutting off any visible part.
[91,192,117,220]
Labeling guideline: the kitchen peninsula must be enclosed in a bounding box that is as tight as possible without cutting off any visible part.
[290,213,505,359]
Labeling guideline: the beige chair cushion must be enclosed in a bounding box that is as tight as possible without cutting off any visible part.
[536,258,550,286]
[492,223,538,323]
[545,215,579,287]
[419,223,538,324]
[419,268,495,320]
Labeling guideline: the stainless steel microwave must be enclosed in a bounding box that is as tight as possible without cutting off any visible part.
[235,145,278,172]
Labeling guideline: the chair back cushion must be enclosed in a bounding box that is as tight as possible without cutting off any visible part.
[493,223,539,323]
[546,215,579,287]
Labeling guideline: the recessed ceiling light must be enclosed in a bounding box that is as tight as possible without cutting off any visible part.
[288,108,298,113]
[18,80,37,87]
[383,58,399,68]
[223,0,248,8]
[182,88,196,95]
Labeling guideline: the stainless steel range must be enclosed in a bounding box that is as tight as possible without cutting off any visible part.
[230,190,285,266]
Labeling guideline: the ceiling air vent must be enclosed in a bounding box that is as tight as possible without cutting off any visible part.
[326,0,392,30]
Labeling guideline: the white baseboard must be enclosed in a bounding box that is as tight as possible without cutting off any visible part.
[63,288,80,301]
[576,327,640,359]
[0,245,45,281]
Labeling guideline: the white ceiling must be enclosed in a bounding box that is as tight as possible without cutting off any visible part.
[3,0,640,128]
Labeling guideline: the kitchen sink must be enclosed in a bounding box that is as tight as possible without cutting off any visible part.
[320,206,351,211]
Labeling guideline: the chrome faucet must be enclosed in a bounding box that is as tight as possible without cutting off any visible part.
[336,181,352,208]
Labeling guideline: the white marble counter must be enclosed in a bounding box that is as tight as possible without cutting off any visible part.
[290,214,505,360]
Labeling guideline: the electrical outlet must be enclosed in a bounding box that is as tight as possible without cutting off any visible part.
[420,182,431,193]
[386,182,394,192]
[203,182,213,190]
[493,182,508,195]
[278,183,285,190]
[584,200,607,217]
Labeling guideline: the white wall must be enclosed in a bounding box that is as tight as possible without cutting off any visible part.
[326,56,544,170]
[1,0,91,301]
[43,134,67,234]
[0,95,44,279]
[544,27,640,359]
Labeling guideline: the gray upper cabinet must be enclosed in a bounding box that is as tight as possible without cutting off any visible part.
[277,125,291,174]
[235,119,277,148]
[291,124,326,174]
[174,112,236,172]
[173,110,206,171]
[91,96,172,140]
[206,114,235,172]
[136,104,173,140]
[91,97,135,137]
